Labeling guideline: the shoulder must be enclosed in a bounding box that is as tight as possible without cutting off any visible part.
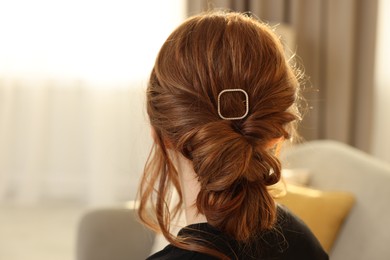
[147,207,328,260]
[271,205,329,260]
[146,244,217,260]
[146,223,228,260]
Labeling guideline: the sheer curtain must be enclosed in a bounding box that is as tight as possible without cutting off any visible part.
[0,0,186,206]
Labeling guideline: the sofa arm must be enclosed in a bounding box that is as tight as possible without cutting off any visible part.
[76,207,155,260]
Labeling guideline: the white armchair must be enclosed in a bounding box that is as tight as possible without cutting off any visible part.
[280,140,390,260]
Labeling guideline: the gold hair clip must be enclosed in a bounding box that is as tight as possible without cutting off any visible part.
[217,89,249,120]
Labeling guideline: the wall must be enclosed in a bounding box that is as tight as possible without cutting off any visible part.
[372,0,390,163]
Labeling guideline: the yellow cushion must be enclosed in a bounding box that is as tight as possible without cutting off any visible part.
[275,184,355,252]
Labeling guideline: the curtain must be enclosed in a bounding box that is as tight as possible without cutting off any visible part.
[188,0,378,153]
[0,0,186,205]
[0,79,153,205]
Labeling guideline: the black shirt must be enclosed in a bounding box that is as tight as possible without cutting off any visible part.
[147,205,329,260]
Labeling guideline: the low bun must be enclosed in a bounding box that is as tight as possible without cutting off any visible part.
[198,178,276,242]
[177,120,282,241]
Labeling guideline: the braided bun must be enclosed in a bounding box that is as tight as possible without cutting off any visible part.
[177,120,282,241]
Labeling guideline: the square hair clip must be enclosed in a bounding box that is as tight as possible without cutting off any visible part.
[217,89,249,120]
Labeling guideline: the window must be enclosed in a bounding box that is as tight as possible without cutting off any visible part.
[0,0,186,84]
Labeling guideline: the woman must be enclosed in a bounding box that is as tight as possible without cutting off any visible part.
[138,11,328,260]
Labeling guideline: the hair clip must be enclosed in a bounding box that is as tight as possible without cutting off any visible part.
[217,89,249,120]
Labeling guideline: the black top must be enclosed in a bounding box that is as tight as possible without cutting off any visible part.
[147,205,329,260]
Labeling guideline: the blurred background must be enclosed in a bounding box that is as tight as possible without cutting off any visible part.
[0,0,389,259]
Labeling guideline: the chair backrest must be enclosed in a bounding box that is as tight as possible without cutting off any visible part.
[281,140,390,260]
[76,207,155,260]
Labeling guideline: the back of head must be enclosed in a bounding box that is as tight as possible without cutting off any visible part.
[140,11,302,257]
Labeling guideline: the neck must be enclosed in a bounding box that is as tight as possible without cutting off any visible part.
[170,151,207,225]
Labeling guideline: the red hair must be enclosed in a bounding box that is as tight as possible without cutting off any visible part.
[138,11,302,259]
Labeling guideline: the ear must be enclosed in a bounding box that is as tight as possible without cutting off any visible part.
[150,127,158,142]
[150,126,174,149]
